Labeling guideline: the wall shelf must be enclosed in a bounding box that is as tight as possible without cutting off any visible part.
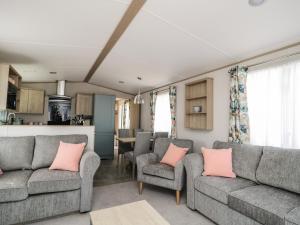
[185,78,213,130]
[185,96,207,100]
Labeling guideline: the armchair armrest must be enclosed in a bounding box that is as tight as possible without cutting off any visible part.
[183,153,203,210]
[79,151,100,212]
[136,153,158,181]
[174,159,186,191]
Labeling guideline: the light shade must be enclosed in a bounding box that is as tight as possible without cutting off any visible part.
[248,0,265,6]
[134,89,144,104]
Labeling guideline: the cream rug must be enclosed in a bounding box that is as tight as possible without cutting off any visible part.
[90,200,170,225]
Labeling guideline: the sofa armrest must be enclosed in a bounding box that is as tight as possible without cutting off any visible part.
[183,153,203,210]
[79,151,100,212]
[136,153,158,181]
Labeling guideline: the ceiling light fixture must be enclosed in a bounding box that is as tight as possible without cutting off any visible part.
[134,76,144,104]
[248,0,265,7]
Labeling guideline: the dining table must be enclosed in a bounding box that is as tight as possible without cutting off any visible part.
[116,137,155,144]
[116,137,136,143]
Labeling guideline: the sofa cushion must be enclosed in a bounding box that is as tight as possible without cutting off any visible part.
[194,175,256,204]
[27,168,81,195]
[285,207,300,225]
[256,146,300,194]
[228,185,300,225]
[143,163,175,180]
[0,136,34,171]
[32,135,88,170]
[213,141,263,182]
[0,170,32,203]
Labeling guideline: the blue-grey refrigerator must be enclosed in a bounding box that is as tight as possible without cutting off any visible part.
[93,94,115,159]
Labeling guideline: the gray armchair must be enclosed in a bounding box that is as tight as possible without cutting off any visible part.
[124,132,152,179]
[136,138,193,204]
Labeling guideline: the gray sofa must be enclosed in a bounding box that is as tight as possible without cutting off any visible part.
[184,141,300,225]
[0,135,100,225]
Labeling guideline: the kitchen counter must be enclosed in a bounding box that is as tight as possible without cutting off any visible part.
[0,125,95,150]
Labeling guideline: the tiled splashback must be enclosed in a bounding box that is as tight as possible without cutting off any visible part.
[0,110,8,124]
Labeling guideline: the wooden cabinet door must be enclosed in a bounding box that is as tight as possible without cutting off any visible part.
[27,89,44,114]
[129,100,140,130]
[76,93,93,115]
[17,88,29,113]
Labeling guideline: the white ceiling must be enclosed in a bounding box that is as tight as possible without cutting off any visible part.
[1,0,300,94]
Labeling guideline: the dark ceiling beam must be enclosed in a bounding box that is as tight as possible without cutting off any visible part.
[84,0,146,82]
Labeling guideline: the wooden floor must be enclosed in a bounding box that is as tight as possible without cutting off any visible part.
[93,148,133,186]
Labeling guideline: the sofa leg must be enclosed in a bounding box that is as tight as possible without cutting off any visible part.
[139,182,143,195]
[176,190,180,205]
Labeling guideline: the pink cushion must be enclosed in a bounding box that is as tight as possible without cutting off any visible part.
[49,141,86,172]
[160,143,188,167]
[201,147,236,178]
[0,168,3,176]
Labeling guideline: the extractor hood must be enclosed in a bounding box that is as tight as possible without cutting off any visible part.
[48,80,71,101]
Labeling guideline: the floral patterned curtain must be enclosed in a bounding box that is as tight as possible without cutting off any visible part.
[150,91,157,131]
[229,66,250,144]
[169,86,177,138]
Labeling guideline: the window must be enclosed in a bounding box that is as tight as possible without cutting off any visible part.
[247,59,300,148]
[118,100,130,129]
[154,91,171,135]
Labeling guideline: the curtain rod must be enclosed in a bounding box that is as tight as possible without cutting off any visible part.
[152,87,169,94]
[246,51,300,69]
[229,52,300,74]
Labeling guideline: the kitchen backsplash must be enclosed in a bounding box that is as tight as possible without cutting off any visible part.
[0,110,8,123]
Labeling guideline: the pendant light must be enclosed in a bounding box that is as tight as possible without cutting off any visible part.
[134,77,144,104]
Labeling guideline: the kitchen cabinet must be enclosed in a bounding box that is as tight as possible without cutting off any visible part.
[0,64,22,110]
[75,93,93,115]
[17,88,29,113]
[17,88,44,114]
[129,99,140,130]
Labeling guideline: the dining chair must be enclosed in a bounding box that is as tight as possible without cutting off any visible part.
[124,132,152,179]
[134,128,144,137]
[117,129,132,164]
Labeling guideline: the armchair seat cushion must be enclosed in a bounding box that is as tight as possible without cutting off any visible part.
[195,175,256,204]
[28,168,81,195]
[0,170,32,203]
[143,163,175,180]
[228,185,300,225]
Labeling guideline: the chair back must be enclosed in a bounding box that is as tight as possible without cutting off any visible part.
[134,128,144,137]
[154,138,193,160]
[154,132,169,138]
[134,132,152,158]
[118,129,130,138]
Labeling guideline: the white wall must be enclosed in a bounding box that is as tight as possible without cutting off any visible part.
[0,125,95,150]
[141,45,300,152]
[18,82,133,124]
